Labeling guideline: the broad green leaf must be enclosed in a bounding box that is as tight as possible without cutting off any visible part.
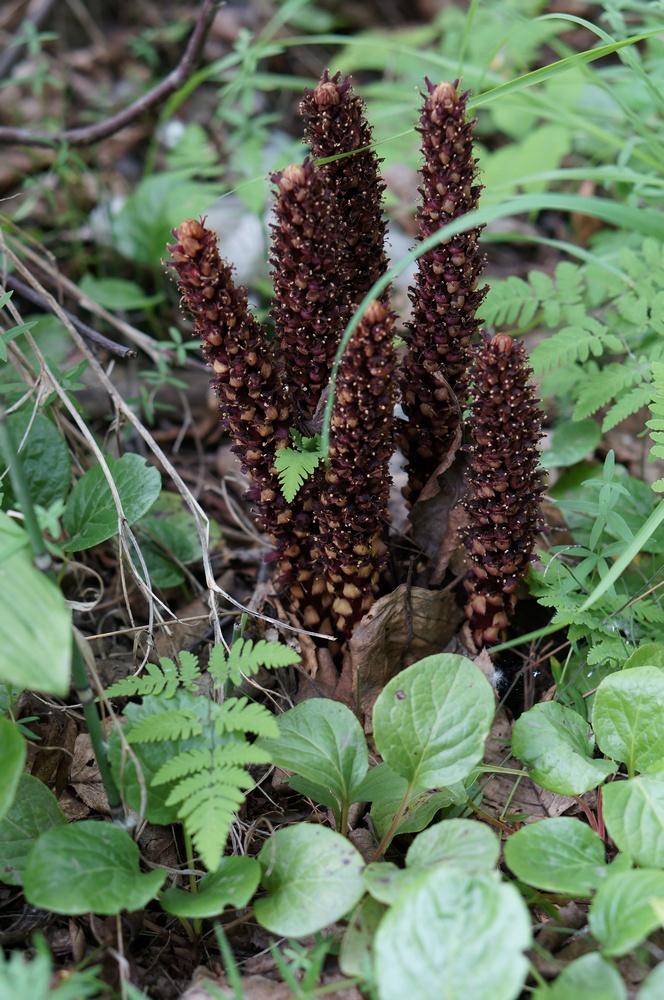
[160,856,260,918]
[540,420,602,470]
[23,821,165,915]
[504,817,607,895]
[372,654,495,789]
[374,868,531,1000]
[512,701,616,795]
[285,776,339,813]
[258,699,368,823]
[79,274,164,312]
[603,774,664,868]
[0,773,66,885]
[623,643,664,671]
[363,862,425,905]
[588,869,664,956]
[254,825,365,937]
[0,410,70,509]
[62,453,161,552]
[639,963,664,1000]
[0,512,71,696]
[0,719,26,823]
[538,953,626,1000]
[405,819,500,872]
[370,783,466,840]
[352,762,407,803]
[339,895,385,980]
[593,666,664,776]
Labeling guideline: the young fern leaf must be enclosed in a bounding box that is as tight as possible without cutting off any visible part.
[126,707,202,743]
[152,743,269,786]
[573,362,644,421]
[647,361,664,492]
[208,637,301,687]
[531,318,621,374]
[211,698,279,739]
[104,657,182,699]
[274,433,324,503]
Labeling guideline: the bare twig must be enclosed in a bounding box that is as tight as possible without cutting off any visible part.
[0,0,218,147]
[5,273,137,358]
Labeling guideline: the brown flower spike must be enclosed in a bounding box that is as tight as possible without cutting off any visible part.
[300,70,388,300]
[462,333,545,648]
[167,219,314,602]
[313,300,397,637]
[401,80,487,503]
[270,159,354,424]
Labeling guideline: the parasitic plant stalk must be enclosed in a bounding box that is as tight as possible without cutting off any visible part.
[401,80,487,504]
[167,219,323,620]
[313,299,397,638]
[462,332,545,648]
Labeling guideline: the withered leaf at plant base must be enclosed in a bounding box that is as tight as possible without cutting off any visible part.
[345,585,464,726]
[408,446,469,576]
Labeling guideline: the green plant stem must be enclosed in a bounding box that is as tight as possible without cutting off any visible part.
[339,799,350,840]
[0,408,51,572]
[182,827,202,938]
[371,783,414,861]
[71,640,124,823]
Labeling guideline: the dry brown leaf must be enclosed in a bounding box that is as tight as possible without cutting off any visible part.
[346,585,464,726]
[179,971,363,1000]
[31,710,78,797]
[408,449,469,580]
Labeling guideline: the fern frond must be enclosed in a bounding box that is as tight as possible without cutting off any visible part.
[586,638,630,665]
[152,742,270,785]
[573,362,642,421]
[177,779,250,871]
[167,763,252,807]
[482,275,538,328]
[211,697,279,739]
[176,650,202,693]
[104,658,179,699]
[210,637,301,688]
[126,707,202,743]
[602,383,653,431]
[647,361,664,491]
[530,317,616,374]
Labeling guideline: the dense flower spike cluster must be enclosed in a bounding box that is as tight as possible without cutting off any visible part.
[312,300,397,637]
[167,220,313,599]
[462,333,545,648]
[270,160,352,424]
[300,70,389,300]
[167,72,546,647]
[401,80,488,503]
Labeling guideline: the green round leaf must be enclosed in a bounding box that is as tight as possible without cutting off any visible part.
[0,718,26,823]
[603,774,664,868]
[258,699,368,820]
[160,856,260,918]
[23,821,165,915]
[62,453,161,552]
[540,419,601,470]
[405,818,500,872]
[339,895,385,980]
[546,953,626,1000]
[0,513,71,696]
[588,869,664,956]
[363,861,423,905]
[623,643,664,671]
[504,817,607,895]
[254,825,365,937]
[1,410,71,509]
[0,773,65,885]
[593,666,664,776]
[638,962,664,1000]
[370,783,465,840]
[372,654,495,789]
[374,867,531,1000]
[512,702,616,795]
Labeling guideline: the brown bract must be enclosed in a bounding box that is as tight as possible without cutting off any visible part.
[462,331,545,647]
[401,79,488,504]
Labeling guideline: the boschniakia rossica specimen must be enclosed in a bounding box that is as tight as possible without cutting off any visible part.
[167,73,546,649]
